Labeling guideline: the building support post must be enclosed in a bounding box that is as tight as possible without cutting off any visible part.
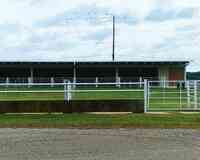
[95,77,98,88]
[184,65,187,82]
[115,68,120,88]
[139,77,143,88]
[6,77,9,87]
[73,62,77,88]
[51,77,54,87]
[30,67,34,83]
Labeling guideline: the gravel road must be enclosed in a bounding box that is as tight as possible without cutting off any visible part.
[0,128,199,160]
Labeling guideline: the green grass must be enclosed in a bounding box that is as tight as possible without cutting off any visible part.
[0,92,65,101]
[0,86,144,101]
[0,113,200,128]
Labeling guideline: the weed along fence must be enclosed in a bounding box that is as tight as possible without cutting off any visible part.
[0,80,199,113]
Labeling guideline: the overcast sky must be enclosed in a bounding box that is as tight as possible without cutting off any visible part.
[0,0,200,71]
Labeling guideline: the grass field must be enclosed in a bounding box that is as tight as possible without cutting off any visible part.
[0,113,200,128]
[0,85,144,101]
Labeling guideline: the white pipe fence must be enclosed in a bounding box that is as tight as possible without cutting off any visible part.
[0,80,199,112]
[146,80,200,111]
[0,81,144,102]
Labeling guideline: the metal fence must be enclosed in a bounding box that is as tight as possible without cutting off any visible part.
[0,77,158,84]
[0,80,199,112]
[145,80,200,112]
[0,81,144,102]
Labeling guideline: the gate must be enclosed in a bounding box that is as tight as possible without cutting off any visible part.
[145,80,200,112]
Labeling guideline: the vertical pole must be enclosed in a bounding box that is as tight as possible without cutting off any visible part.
[164,79,166,89]
[112,16,115,61]
[194,80,197,109]
[115,67,119,87]
[95,77,98,88]
[64,80,72,102]
[144,79,148,113]
[67,81,72,101]
[64,80,67,101]
[139,77,142,88]
[147,81,150,108]
[197,81,199,109]
[28,77,32,88]
[73,62,77,88]
[6,77,9,87]
[30,67,34,83]
[180,82,182,109]
[184,65,187,81]
[186,81,190,108]
[118,77,121,88]
[51,77,54,87]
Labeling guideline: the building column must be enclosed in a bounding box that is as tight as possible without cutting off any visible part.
[115,67,120,87]
[139,77,143,88]
[184,65,187,81]
[73,62,77,88]
[30,67,34,83]
[95,77,98,88]
[115,68,119,81]
[6,77,9,87]
[51,77,54,87]
[158,66,169,87]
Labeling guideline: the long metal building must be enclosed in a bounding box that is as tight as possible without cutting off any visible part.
[0,61,189,83]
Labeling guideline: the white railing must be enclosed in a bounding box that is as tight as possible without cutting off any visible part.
[0,80,199,112]
[146,80,200,111]
[0,81,145,102]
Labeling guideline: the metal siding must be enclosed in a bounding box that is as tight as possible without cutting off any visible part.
[169,68,184,81]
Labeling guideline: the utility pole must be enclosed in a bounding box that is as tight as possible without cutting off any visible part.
[112,16,115,61]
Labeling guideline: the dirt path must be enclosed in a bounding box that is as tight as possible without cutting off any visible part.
[0,129,199,160]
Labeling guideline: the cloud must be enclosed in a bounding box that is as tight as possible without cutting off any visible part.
[146,8,196,22]
[0,0,200,71]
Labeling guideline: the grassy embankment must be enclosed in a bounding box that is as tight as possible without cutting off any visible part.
[0,113,199,128]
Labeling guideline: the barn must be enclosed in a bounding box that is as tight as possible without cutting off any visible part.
[0,61,189,83]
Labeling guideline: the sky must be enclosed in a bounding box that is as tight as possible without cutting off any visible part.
[0,0,200,72]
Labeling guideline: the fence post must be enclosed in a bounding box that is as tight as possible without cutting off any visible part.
[194,80,197,109]
[64,80,67,101]
[180,82,182,108]
[50,77,54,87]
[6,77,9,87]
[164,79,166,89]
[186,81,190,108]
[68,81,72,101]
[116,76,121,88]
[147,81,150,109]
[28,77,32,88]
[118,77,121,88]
[64,80,72,102]
[144,79,148,113]
[95,77,98,88]
[139,77,142,88]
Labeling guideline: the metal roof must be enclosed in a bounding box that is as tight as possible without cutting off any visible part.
[0,61,189,65]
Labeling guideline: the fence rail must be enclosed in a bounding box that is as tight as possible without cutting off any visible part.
[146,80,200,111]
[0,76,158,84]
[0,81,144,102]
